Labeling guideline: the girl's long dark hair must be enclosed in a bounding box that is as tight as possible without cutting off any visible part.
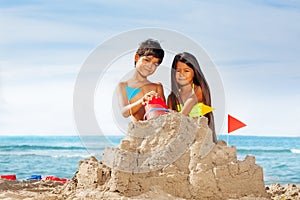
[169,52,217,143]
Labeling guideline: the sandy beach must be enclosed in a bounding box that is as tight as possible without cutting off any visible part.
[0,173,299,199]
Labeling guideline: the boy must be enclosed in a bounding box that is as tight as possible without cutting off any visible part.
[118,39,165,121]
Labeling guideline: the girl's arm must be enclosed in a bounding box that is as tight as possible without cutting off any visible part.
[194,85,203,102]
[167,95,173,110]
[180,94,198,116]
[181,85,203,116]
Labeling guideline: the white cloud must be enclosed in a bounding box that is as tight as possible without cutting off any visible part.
[0,4,112,45]
[1,63,77,80]
[0,80,75,135]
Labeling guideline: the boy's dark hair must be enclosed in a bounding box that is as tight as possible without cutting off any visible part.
[135,39,164,65]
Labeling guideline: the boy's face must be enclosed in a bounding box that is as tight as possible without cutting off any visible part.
[135,54,161,77]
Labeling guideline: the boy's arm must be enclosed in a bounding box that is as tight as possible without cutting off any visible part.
[118,82,145,118]
[156,82,166,102]
[118,82,156,118]
[117,82,131,118]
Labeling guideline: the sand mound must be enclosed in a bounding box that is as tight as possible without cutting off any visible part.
[0,179,64,200]
[266,183,300,200]
[57,112,269,200]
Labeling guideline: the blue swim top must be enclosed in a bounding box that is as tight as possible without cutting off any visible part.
[126,86,141,101]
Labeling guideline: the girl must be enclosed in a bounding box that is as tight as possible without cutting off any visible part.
[167,52,217,143]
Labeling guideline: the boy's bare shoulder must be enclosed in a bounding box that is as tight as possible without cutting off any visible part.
[118,81,128,92]
[141,81,161,87]
[118,81,127,87]
[150,82,163,87]
[155,82,163,86]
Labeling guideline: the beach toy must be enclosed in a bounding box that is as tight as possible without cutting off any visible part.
[27,175,42,180]
[45,176,68,184]
[0,174,17,180]
[143,96,169,120]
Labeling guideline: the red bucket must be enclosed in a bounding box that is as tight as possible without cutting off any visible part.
[1,174,17,180]
[144,97,169,120]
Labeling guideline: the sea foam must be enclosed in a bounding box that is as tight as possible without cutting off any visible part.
[291,149,300,154]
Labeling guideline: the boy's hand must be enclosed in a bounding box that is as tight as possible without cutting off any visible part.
[142,91,157,105]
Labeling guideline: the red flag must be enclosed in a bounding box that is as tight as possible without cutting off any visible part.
[228,114,246,133]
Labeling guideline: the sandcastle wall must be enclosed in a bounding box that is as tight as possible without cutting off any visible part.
[60,112,268,200]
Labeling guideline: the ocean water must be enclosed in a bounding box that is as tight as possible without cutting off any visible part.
[219,135,300,185]
[0,135,299,185]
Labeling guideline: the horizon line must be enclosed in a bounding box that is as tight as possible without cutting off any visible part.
[0,134,299,138]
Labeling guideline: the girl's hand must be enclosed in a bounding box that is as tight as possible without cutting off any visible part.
[142,91,157,105]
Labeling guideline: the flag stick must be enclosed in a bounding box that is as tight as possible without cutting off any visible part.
[227,134,229,146]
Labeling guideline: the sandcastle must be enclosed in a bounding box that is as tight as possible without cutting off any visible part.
[59,112,269,200]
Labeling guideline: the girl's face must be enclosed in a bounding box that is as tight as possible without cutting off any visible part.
[135,54,160,77]
[175,61,194,86]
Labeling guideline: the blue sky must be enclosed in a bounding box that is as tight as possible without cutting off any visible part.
[0,0,299,136]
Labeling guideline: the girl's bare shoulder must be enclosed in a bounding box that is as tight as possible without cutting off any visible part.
[194,85,203,101]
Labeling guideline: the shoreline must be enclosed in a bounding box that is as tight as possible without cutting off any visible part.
[0,134,299,138]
